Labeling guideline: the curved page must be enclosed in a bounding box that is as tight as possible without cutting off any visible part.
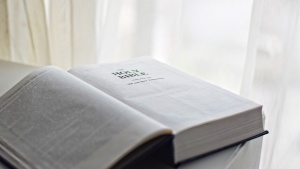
[0,66,171,169]
[69,58,260,133]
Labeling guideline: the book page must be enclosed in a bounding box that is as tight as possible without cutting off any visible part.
[70,57,260,133]
[0,66,171,169]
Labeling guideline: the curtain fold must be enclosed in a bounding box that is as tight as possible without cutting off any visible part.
[0,0,186,69]
[242,0,300,168]
[0,0,10,60]
[0,0,123,69]
[48,0,72,69]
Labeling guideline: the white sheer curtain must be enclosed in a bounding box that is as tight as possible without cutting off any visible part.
[0,0,299,168]
[0,0,184,69]
[242,0,300,168]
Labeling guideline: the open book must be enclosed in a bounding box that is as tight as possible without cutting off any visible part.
[0,57,267,169]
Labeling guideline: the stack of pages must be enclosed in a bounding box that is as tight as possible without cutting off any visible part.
[0,57,267,169]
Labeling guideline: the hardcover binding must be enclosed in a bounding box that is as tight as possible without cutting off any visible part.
[176,130,269,167]
[112,134,174,169]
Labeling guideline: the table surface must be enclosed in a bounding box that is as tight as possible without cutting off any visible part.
[0,60,263,169]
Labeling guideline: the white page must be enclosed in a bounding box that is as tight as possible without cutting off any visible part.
[0,66,171,169]
[70,57,260,133]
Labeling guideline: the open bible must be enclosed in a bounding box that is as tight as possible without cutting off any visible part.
[0,57,267,169]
